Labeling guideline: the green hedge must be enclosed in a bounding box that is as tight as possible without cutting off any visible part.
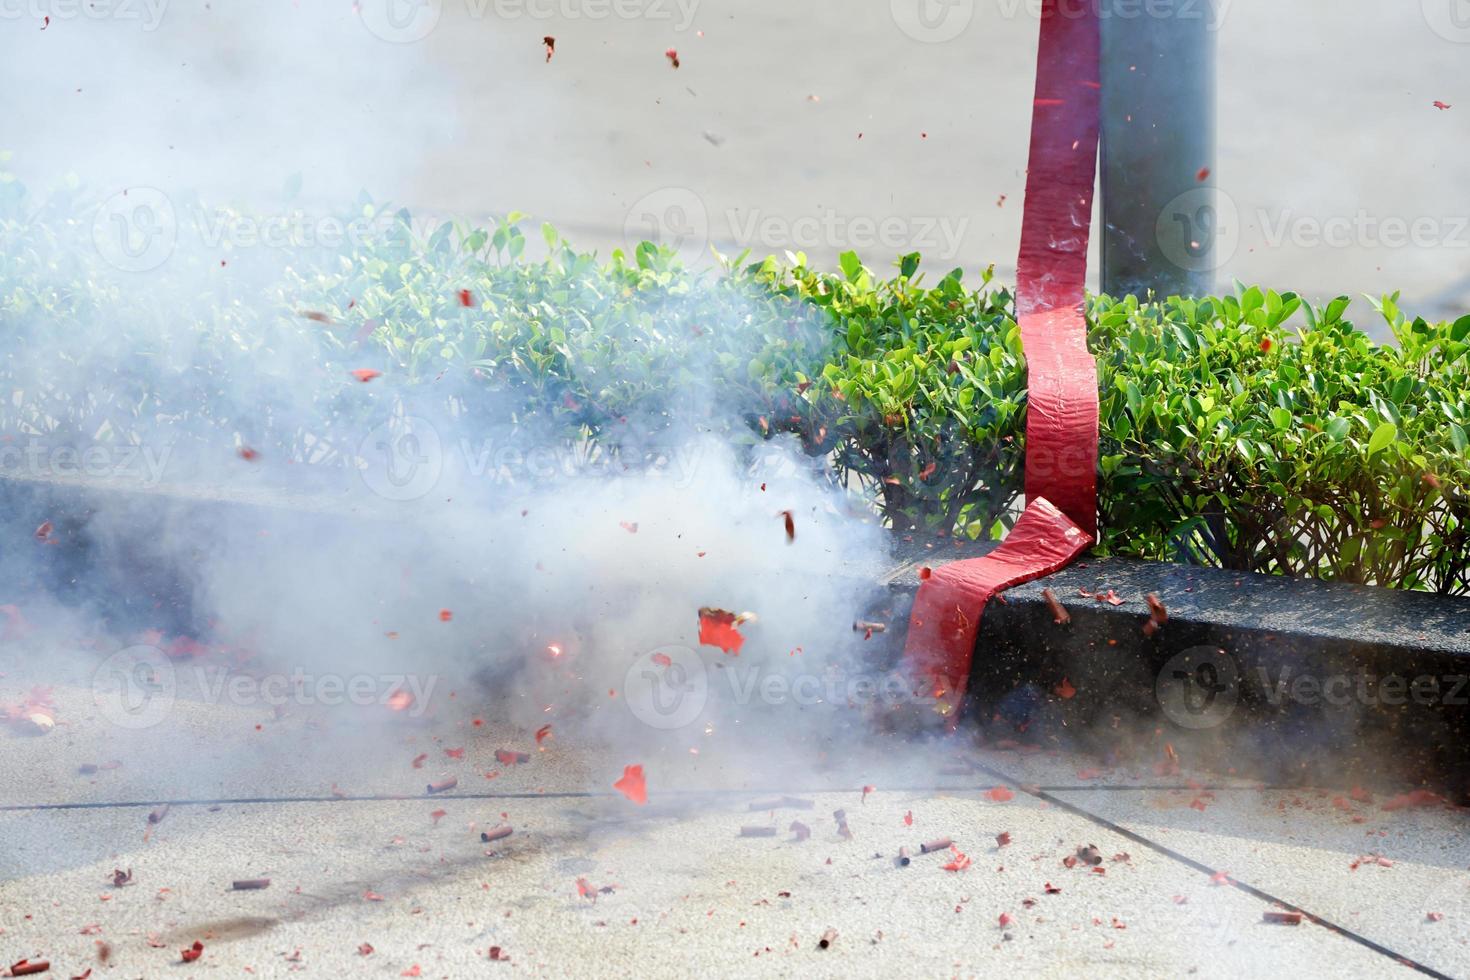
[2,174,1467,592]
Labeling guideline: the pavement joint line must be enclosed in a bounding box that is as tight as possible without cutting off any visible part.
[0,784,1292,814]
[969,761,1456,980]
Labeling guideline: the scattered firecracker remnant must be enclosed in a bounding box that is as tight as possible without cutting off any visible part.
[411,753,428,769]
[919,566,933,580]
[1054,676,1077,699]
[651,652,673,668]
[817,928,838,949]
[789,820,811,841]
[445,747,465,760]
[1433,100,1451,110]
[779,510,796,541]
[8,960,50,977]
[1196,167,1211,181]
[458,288,474,307]
[919,837,953,854]
[943,846,972,872]
[1263,910,1304,925]
[1427,912,1445,923]
[619,520,639,533]
[386,689,414,712]
[1260,337,1273,353]
[996,832,1012,848]
[110,868,133,888]
[576,877,598,901]
[402,966,422,977]
[535,724,553,745]
[1075,844,1103,866]
[147,804,170,825]
[542,36,555,62]
[438,608,453,622]
[1209,870,1231,886]
[358,944,375,956]
[350,368,381,383]
[665,47,679,68]
[427,777,458,794]
[1143,592,1169,636]
[34,520,53,541]
[740,826,778,838]
[180,941,204,963]
[494,750,530,766]
[1042,588,1070,625]
[698,607,748,654]
[985,786,1015,803]
[833,809,852,839]
[236,446,260,461]
[1045,881,1062,894]
[489,946,509,961]
[481,825,513,843]
[1381,789,1443,811]
[613,764,648,804]
[430,809,448,825]
[861,785,876,803]
[363,890,384,902]
[904,810,913,827]
[231,878,271,890]
[3,687,56,734]
[895,847,912,867]
[998,912,1014,929]
[853,620,887,640]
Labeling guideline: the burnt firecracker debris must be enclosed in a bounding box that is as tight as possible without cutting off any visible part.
[919,837,953,854]
[817,928,838,949]
[147,804,170,825]
[9,960,50,976]
[480,825,513,843]
[1042,588,1070,625]
[852,621,887,634]
[895,847,912,867]
[231,879,271,891]
[427,777,458,794]
[1263,910,1304,925]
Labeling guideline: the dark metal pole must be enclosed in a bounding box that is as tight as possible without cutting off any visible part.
[1099,0,1218,299]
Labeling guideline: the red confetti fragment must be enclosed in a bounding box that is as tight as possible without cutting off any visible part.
[1428,912,1444,922]
[402,966,422,977]
[903,810,913,827]
[1433,101,1452,110]
[494,749,529,766]
[996,831,1012,847]
[430,809,447,825]
[919,566,932,580]
[350,368,381,383]
[458,288,474,307]
[237,446,260,461]
[535,724,553,745]
[439,608,453,622]
[651,652,673,668]
[1260,337,1273,352]
[613,764,647,805]
[181,941,204,963]
[698,607,746,655]
[445,747,465,760]
[1209,871,1231,886]
[1045,881,1061,894]
[363,890,384,901]
[34,520,53,540]
[943,847,972,872]
[665,47,680,68]
[1054,676,1076,699]
[358,943,375,956]
[919,461,937,480]
[576,877,597,900]
[861,785,875,804]
[1381,789,1443,811]
[780,510,795,541]
[620,521,639,534]
[542,36,555,62]
[489,945,509,961]
[998,912,1014,928]
[985,786,1015,803]
[1196,166,1210,182]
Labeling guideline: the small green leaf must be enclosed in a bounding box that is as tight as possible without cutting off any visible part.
[1367,421,1398,456]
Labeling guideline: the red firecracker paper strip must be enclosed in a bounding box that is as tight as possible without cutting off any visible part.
[900,0,1099,722]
